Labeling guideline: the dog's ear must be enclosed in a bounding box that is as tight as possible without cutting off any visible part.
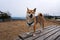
[27,8,29,11]
[34,8,36,12]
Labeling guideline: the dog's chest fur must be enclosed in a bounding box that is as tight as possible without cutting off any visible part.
[26,17,34,26]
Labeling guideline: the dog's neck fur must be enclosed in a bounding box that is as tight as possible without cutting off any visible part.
[26,15,35,26]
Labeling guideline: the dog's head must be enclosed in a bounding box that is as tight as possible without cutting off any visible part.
[27,8,36,18]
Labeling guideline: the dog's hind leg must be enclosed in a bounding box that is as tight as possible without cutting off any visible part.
[40,22,44,32]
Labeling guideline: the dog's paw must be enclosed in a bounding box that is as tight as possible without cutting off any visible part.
[33,33,36,37]
[40,28,43,32]
[26,32,30,35]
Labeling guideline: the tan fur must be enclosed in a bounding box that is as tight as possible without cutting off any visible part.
[26,8,45,34]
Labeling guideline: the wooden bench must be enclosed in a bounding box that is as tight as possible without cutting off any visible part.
[15,25,60,40]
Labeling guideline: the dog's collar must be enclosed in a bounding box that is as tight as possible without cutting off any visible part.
[27,21,34,26]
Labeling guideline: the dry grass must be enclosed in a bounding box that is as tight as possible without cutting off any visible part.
[0,20,60,40]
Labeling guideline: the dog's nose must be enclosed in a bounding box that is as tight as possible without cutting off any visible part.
[30,14,33,18]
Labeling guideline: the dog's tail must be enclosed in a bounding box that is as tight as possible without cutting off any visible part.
[38,13,46,23]
[38,13,43,17]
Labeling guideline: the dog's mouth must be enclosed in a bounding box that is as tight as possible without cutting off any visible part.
[27,14,35,18]
[29,14,33,18]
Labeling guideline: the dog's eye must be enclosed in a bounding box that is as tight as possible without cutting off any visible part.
[28,12,30,13]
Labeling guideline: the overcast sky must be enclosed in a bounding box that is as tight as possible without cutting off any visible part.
[0,0,60,17]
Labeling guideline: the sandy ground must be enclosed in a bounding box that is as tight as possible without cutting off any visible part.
[0,20,60,40]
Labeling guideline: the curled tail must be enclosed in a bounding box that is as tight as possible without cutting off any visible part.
[38,13,43,17]
[38,13,46,23]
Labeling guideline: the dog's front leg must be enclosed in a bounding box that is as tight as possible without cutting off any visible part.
[33,17,36,36]
[33,23,36,36]
[33,23,36,33]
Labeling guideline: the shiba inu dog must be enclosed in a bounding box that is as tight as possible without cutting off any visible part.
[26,8,45,36]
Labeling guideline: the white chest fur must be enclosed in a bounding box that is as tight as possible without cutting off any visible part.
[26,15,35,27]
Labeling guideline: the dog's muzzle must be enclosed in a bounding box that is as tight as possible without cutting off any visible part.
[29,14,33,18]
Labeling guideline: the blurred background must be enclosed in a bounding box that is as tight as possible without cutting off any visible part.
[0,0,60,21]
